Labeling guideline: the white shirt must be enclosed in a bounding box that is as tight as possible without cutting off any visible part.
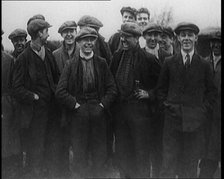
[139,36,146,48]
[213,53,221,70]
[181,49,194,65]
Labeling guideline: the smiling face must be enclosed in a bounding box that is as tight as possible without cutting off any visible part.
[210,39,221,56]
[61,28,77,45]
[120,34,139,50]
[144,31,161,49]
[136,13,149,28]
[178,30,198,53]
[160,33,173,51]
[78,36,97,55]
[11,36,27,53]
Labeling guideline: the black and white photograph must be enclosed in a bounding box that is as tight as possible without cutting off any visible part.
[2,0,221,178]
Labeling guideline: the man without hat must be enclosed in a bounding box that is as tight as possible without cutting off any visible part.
[157,22,217,178]
[56,27,117,178]
[142,22,172,178]
[199,29,221,178]
[8,29,27,59]
[110,22,157,178]
[12,18,60,178]
[78,15,112,65]
[108,6,137,55]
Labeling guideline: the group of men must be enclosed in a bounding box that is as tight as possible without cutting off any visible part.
[2,5,221,179]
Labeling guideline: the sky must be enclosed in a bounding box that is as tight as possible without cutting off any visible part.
[2,0,221,50]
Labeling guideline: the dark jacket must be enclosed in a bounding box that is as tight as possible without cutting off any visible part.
[55,53,117,111]
[156,52,217,131]
[108,32,122,55]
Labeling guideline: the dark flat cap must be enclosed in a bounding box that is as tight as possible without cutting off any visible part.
[27,19,51,36]
[75,27,98,41]
[118,22,142,37]
[162,26,174,37]
[143,23,162,35]
[120,6,137,17]
[58,21,77,34]
[8,29,27,40]
[174,22,200,35]
[77,15,103,29]
[27,14,45,25]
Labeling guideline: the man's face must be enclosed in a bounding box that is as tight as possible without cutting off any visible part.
[11,36,27,53]
[144,31,161,49]
[61,28,77,45]
[39,28,49,45]
[120,34,139,50]
[210,39,221,56]
[78,36,97,55]
[136,13,149,28]
[178,30,198,53]
[160,33,173,51]
[122,11,135,23]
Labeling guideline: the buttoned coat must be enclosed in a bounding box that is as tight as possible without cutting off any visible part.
[157,52,217,131]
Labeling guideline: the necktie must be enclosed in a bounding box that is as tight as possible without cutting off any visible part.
[185,53,190,69]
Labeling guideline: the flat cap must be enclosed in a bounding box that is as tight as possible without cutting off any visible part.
[75,27,98,41]
[143,23,162,35]
[174,22,200,35]
[118,22,142,37]
[58,21,77,34]
[8,29,27,40]
[162,26,174,37]
[77,15,103,29]
[120,6,137,17]
[27,19,52,36]
[27,14,45,25]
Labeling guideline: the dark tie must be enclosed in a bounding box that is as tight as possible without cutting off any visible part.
[185,53,190,69]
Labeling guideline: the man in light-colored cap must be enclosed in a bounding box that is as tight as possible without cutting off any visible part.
[110,22,157,178]
[56,27,117,178]
[108,6,137,55]
[157,22,217,178]
[8,28,27,58]
[12,18,60,178]
[77,15,112,65]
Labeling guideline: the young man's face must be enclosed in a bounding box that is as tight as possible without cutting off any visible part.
[160,33,173,51]
[61,28,77,45]
[122,11,135,23]
[11,36,27,53]
[120,34,139,50]
[178,30,198,53]
[136,13,149,28]
[39,28,49,45]
[144,31,161,49]
[210,39,221,56]
[78,36,97,55]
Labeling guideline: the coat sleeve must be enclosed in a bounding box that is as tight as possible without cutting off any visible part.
[12,56,35,104]
[55,63,77,110]
[100,62,117,110]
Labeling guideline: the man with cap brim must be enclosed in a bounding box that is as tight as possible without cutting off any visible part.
[56,26,117,178]
[157,22,217,178]
[77,15,112,65]
[141,22,171,178]
[2,30,21,178]
[12,18,60,178]
[160,26,175,55]
[108,6,137,55]
[199,29,221,179]
[8,28,27,58]
[110,22,157,178]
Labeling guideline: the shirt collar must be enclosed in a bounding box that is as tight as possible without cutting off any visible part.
[212,53,221,63]
[181,49,194,63]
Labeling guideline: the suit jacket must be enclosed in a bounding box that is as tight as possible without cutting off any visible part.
[55,53,117,111]
[157,51,217,131]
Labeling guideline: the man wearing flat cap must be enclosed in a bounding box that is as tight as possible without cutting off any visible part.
[199,29,221,179]
[108,6,137,55]
[110,22,157,178]
[8,28,27,59]
[56,27,117,178]
[12,18,60,178]
[78,15,112,65]
[157,22,217,178]
[160,26,175,55]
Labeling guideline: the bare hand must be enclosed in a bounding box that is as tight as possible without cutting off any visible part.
[135,89,149,99]
[33,93,39,100]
